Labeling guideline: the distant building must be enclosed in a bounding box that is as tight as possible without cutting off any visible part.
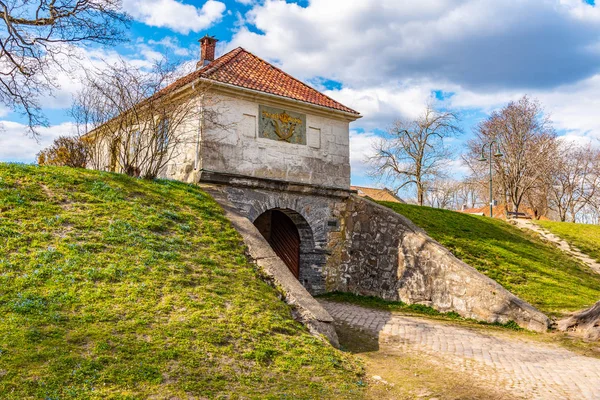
[351,186,406,203]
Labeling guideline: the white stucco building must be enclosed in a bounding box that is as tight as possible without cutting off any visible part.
[140,36,361,190]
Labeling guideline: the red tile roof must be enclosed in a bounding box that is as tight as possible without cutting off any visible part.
[160,47,360,115]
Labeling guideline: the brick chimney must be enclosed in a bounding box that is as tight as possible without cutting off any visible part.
[197,35,218,69]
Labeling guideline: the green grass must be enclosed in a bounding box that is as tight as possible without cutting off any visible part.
[536,220,600,262]
[380,202,600,317]
[0,164,363,399]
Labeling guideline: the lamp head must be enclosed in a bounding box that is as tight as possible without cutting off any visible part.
[478,156,487,162]
[494,151,503,158]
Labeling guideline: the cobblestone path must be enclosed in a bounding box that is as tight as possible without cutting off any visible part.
[321,301,600,400]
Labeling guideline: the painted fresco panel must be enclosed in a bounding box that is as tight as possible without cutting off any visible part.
[259,105,307,145]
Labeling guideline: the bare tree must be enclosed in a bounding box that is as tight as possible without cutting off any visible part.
[468,96,557,215]
[425,178,459,209]
[455,177,482,209]
[548,142,600,222]
[578,202,600,225]
[0,0,129,133]
[461,154,506,211]
[74,58,231,179]
[523,180,551,220]
[369,105,462,206]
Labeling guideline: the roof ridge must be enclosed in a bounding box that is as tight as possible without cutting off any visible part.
[241,50,357,114]
[153,47,244,99]
[151,46,359,115]
[199,47,245,76]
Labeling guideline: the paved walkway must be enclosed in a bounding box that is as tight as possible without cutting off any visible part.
[514,219,600,275]
[322,301,600,400]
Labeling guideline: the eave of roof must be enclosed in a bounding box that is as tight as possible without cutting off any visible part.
[157,47,360,116]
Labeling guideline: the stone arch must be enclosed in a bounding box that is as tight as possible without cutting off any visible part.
[217,186,336,294]
[252,207,326,294]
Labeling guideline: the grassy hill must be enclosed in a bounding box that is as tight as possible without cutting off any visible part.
[0,164,362,399]
[536,220,600,263]
[380,202,600,317]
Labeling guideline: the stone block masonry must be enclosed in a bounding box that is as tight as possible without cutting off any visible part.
[325,195,550,332]
[200,171,350,296]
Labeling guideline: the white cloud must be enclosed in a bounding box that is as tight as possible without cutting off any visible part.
[330,73,600,149]
[326,82,437,130]
[559,0,600,22]
[35,41,180,111]
[123,0,226,34]
[447,73,600,142]
[349,130,379,179]
[148,37,191,56]
[230,0,600,90]
[0,121,76,163]
[0,105,9,118]
[445,158,471,178]
[557,133,599,148]
[33,46,128,111]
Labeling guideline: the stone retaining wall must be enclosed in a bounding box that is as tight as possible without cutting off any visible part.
[324,195,550,332]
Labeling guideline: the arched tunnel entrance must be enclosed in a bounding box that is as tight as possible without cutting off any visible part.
[253,208,323,292]
[254,209,300,278]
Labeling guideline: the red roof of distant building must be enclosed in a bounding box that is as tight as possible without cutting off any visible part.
[351,186,406,203]
[159,47,360,115]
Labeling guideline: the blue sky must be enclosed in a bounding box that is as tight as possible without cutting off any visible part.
[2,0,600,191]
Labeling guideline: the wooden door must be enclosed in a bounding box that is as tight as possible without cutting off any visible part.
[255,210,300,278]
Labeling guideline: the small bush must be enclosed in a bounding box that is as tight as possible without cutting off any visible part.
[37,136,89,168]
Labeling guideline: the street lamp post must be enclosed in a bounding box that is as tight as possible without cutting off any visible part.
[478,141,503,218]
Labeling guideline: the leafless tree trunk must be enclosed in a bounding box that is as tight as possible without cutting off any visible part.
[369,105,462,206]
[0,0,129,133]
[455,178,482,209]
[424,178,462,210]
